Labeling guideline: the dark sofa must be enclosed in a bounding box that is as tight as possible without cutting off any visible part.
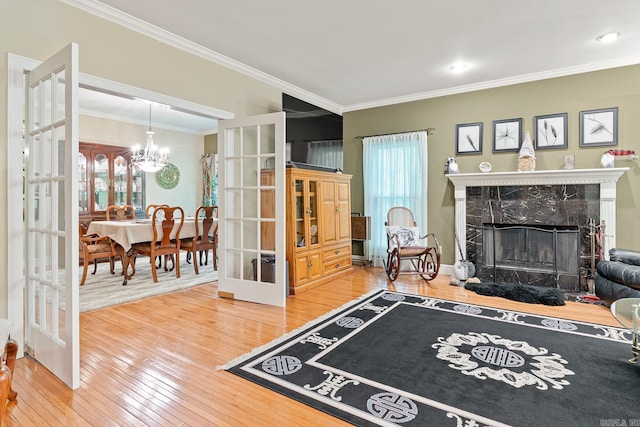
[595,248,640,306]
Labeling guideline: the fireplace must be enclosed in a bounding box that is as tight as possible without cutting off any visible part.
[447,168,628,291]
[483,224,580,288]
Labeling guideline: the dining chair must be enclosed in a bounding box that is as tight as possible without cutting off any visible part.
[79,223,117,286]
[182,206,218,274]
[145,204,170,219]
[131,206,185,282]
[145,204,170,268]
[106,204,135,221]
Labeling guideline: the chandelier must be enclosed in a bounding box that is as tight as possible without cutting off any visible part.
[131,104,169,173]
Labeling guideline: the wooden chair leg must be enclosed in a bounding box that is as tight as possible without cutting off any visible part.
[192,249,199,275]
[150,256,159,283]
[0,365,10,423]
[80,260,89,286]
[6,339,17,401]
[92,260,98,274]
[175,252,181,279]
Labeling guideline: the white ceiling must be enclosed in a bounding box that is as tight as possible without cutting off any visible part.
[73,0,640,124]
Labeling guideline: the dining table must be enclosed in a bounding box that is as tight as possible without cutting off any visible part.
[87,218,214,285]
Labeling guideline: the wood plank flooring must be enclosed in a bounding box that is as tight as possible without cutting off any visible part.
[4,268,621,426]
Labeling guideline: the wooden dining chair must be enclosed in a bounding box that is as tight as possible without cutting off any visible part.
[182,206,218,274]
[79,223,117,286]
[106,204,135,221]
[131,206,184,282]
[145,204,170,267]
[145,204,170,219]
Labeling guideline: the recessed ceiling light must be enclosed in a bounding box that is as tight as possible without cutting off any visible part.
[596,32,620,43]
[450,63,470,74]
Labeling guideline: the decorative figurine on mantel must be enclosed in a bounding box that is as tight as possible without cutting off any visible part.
[445,156,460,174]
[517,131,536,172]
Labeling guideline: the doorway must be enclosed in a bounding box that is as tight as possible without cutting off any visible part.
[7,52,233,371]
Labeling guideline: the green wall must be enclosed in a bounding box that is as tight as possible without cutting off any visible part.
[344,65,640,265]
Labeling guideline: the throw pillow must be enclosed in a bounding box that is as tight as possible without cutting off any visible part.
[386,226,420,250]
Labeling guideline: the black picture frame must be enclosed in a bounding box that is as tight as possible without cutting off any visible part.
[579,107,618,147]
[492,118,522,152]
[455,122,483,155]
[534,113,568,150]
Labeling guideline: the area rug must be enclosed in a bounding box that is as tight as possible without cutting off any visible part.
[79,252,218,312]
[465,281,566,306]
[224,290,637,426]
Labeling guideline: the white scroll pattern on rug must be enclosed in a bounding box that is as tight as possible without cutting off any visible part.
[433,331,574,390]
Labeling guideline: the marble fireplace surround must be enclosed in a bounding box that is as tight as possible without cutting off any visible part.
[447,168,628,287]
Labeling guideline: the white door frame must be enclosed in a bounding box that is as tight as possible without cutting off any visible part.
[6,53,233,362]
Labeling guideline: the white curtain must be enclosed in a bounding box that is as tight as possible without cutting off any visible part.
[363,131,428,267]
[200,153,218,206]
[306,139,343,168]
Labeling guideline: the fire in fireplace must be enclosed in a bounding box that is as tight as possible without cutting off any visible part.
[482,224,580,288]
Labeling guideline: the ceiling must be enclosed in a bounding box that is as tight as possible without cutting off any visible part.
[73,0,640,124]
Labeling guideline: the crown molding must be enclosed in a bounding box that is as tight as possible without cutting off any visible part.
[343,56,640,113]
[61,0,344,116]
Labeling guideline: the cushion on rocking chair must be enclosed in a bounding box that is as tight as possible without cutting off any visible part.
[386,226,420,250]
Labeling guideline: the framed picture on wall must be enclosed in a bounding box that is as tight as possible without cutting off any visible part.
[455,122,483,155]
[492,118,522,152]
[534,113,568,149]
[579,107,618,147]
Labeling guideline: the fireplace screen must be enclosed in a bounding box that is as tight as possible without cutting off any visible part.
[483,224,579,275]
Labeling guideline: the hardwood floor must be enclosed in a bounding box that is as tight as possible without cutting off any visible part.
[4,268,620,426]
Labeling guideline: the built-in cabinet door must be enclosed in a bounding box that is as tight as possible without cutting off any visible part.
[336,179,351,241]
[294,251,322,285]
[321,178,351,245]
[293,176,320,251]
[321,179,338,244]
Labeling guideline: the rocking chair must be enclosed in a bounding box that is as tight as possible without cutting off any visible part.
[384,207,441,281]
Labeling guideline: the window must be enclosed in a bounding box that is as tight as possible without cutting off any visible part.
[363,131,428,266]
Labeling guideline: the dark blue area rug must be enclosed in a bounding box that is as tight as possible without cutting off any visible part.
[224,290,638,426]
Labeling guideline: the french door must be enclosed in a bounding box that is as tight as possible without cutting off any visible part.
[217,112,287,306]
[24,43,80,389]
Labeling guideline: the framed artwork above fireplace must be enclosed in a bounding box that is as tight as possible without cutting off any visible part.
[534,112,568,150]
[579,107,618,147]
[455,122,483,155]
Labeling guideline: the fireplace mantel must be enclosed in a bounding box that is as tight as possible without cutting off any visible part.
[447,168,628,262]
[446,168,628,187]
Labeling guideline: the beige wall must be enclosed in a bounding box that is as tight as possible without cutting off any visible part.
[80,115,204,212]
[0,0,282,316]
[344,65,640,265]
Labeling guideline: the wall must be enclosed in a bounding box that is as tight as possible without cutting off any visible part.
[80,115,204,213]
[344,65,640,265]
[0,0,282,316]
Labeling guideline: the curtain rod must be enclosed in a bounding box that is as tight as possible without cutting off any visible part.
[355,128,435,139]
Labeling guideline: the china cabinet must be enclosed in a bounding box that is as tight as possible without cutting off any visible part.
[79,142,145,225]
[286,168,352,294]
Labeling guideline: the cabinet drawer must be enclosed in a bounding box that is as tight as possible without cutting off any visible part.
[322,254,352,276]
[322,243,351,262]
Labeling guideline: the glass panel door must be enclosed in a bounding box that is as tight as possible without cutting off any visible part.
[131,165,144,212]
[308,180,319,246]
[113,155,128,206]
[93,153,109,211]
[78,151,88,214]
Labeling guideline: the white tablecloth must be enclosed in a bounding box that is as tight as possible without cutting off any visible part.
[87,219,212,252]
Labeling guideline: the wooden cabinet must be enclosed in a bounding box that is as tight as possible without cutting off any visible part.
[79,142,145,225]
[286,168,352,294]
